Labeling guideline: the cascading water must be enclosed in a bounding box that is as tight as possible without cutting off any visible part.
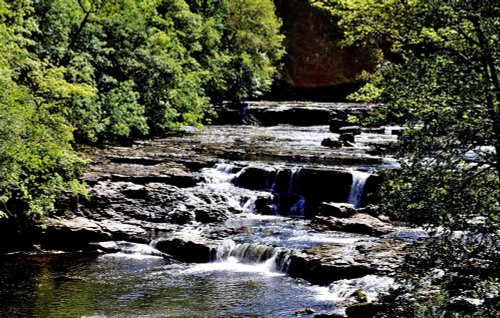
[1,107,405,317]
[347,170,370,208]
[209,240,292,273]
[325,275,395,302]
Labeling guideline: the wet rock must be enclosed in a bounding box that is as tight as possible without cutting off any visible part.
[287,253,375,286]
[244,102,333,126]
[339,133,355,146]
[319,202,357,218]
[108,173,201,188]
[97,220,150,242]
[42,217,113,249]
[167,210,194,225]
[287,240,405,286]
[313,214,394,236]
[321,138,342,148]
[294,308,315,315]
[154,235,212,263]
[314,314,345,318]
[274,193,304,215]
[298,168,352,203]
[271,169,294,193]
[253,196,276,215]
[345,302,378,318]
[194,208,229,223]
[234,166,275,190]
[329,119,352,133]
[339,126,361,135]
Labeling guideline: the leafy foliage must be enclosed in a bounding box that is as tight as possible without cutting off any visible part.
[312,0,500,316]
[0,0,284,218]
[0,0,88,218]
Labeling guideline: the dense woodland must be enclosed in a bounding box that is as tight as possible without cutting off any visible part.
[312,0,499,316]
[0,0,499,317]
[0,0,284,218]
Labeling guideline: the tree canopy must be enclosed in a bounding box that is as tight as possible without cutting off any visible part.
[312,0,499,316]
[0,0,284,218]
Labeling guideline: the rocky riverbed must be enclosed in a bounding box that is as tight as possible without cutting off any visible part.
[1,102,416,317]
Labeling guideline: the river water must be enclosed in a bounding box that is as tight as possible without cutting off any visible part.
[0,121,402,317]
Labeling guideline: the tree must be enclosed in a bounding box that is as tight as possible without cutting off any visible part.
[31,0,284,138]
[312,0,499,316]
[0,0,88,218]
[221,0,285,102]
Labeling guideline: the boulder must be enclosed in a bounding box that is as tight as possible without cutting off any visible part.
[287,252,375,286]
[313,214,394,236]
[319,202,357,218]
[329,119,351,133]
[167,210,195,225]
[321,138,342,148]
[345,302,378,318]
[42,217,113,250]
[234,166,275,190]
[154,235,212,263]
[339,133,355,146]
[194,208,229,223]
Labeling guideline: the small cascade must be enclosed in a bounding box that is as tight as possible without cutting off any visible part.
[327,275,395,302]
[211,239,237,261]
[264,167,306,217]
[230,243,277,264]
[210,241,293,273]
[347,171,370,208]
[288,168,301,193]
[202,162,238,184]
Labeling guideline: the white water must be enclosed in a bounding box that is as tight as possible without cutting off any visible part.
[347,170,370,208]
[328,275,395,302]
[289,196,306,217]
[288,168,301,193]
[316,275,395,302]
[185,256,285,276]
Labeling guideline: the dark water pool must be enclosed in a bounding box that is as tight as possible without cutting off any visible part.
[0,252,336,318]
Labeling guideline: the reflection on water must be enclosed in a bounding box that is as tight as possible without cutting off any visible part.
[0,252,334,318]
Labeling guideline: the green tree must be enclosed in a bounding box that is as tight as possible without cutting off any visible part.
[0,0,88,218]
[31,0,284,138]
[222,0,285,102]
[312,0,499,316]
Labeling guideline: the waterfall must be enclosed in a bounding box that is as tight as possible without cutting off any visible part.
[347,171,370,208]
[230,243,276,263]
[210,241,292,273]
[211,239,237,261]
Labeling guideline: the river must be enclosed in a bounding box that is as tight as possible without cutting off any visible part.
[0,103,408,317]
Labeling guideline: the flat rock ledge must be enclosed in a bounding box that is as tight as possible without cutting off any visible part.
[313,214,394,236]
[287,240,405,286]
